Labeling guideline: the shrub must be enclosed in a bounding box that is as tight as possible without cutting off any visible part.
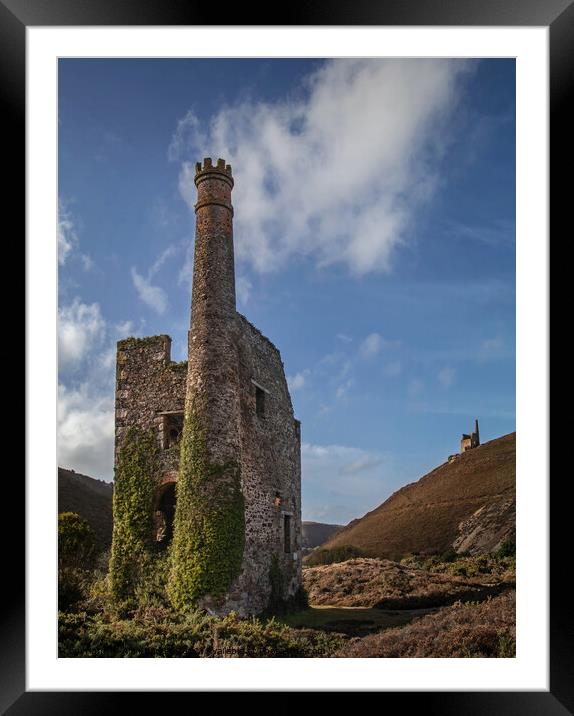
[335,590,516,658]
[495,538,516,559]
[58,512,97,572]
[439,548,458,563]
[58,609,342,658]
[304,545,368,567]
[58,513,98,612]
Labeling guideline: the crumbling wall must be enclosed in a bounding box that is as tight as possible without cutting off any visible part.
[114,335,187,475]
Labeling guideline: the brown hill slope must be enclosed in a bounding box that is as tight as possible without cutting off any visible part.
[58,468,113,549]
[302,522,342,549]
[323,433,515,560]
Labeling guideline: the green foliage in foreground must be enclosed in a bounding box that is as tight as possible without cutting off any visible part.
[58,512,99,612]
[109,427,158,603]
[58,609,343,658]
[304,544,369,567]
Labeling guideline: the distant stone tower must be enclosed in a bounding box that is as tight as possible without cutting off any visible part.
[113,158,302,617]
[460,418,480,453]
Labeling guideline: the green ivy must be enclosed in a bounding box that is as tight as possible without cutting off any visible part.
[167,405,245,611]
[164,360,188,371]
[109,427,158,602]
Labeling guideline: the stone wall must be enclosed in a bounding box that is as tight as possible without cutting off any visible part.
[114,335,186,476]
[229,313,302,612]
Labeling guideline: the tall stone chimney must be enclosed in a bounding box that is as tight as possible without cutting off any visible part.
[169,157,245,613]
[186,157,240,464]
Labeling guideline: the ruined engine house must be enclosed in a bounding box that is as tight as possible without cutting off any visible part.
[114,158,302,616]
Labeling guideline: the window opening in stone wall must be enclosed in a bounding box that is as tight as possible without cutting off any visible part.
[256,386,265,417]
[284,514,291,554]
[155,483,176,544]
[163,413,184,449]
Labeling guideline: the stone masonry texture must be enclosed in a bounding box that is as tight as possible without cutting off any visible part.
[114,157,302,616]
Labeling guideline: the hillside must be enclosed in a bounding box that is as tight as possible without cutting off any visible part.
[302,522,342,549]
[322,433,515,560]
[304,557,513,609]
[58,468,113,549]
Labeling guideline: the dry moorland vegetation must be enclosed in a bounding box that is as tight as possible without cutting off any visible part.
[335,590,515,658]
[303,555,515,609]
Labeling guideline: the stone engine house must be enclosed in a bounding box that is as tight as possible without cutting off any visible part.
[460,418,480,453]
[114,158,302,615]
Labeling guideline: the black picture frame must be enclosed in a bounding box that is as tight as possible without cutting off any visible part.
[9,0,565,712]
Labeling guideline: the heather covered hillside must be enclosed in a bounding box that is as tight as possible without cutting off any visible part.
[302,522,342,549]
[323,433,516,560]
[335,590,515,658]
[304,555,514,609]
[58,468,113,549]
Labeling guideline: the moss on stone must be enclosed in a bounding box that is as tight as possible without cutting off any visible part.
[164,360,188,371]
[109,427,158,602]
[117,335,168,349]
[167,405,245,611]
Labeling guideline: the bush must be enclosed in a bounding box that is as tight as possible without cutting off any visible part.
[439,548,458,563]
[335,590,516,658]
[58,609,343,658]
[304,545,368,567]
[58,513,98,612]
[495,538,516,559]
[58,512,97,572]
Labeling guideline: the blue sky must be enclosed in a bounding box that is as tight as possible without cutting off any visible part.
[58,58,515,525]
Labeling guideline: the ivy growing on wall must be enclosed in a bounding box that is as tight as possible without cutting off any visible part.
[167,405,245,611]
[109,426,158,602]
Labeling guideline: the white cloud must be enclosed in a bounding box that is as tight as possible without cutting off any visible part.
[336,333,353,343]
[408,378,424,398]
[80,254,95,272]
[302,442,390,523]
[383,360,402,377]
[58,298,106,370]
[339,454,384,475]
[168,110,206,162]
[480,336,505,359]
[58,382,115,481]
[288,370,308,392]
[448,218,515,248]
[58,202,78,265]
[131,267,168,315]
[359,332,384,359]
[236,275,252,306]
[335,378,353,400]
[174,59,468,275]
[149,245,178,277]
[115,320,134,336]
[438,366,456,387]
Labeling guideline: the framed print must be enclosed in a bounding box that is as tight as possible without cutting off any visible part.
[7,0,567,711]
